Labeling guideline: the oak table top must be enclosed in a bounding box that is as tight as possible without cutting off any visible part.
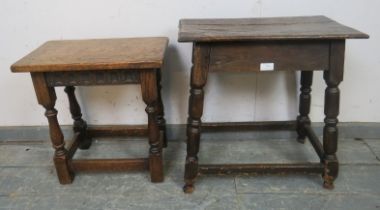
[178,15,369,42]
[11,37,169,72]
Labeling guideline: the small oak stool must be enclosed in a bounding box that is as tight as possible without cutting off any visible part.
[11,37,168,184]
[178,16,369,193]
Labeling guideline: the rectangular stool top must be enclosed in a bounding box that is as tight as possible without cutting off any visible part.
[178,16,369,42]
[11,37,168,72]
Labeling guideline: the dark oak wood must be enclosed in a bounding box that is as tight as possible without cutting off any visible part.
[31,73,74,184]
[202,121,296,132]
[141,70,164,183]
[11,37,168,72]
[156,69,168,148]
[64,86,92,149]
[87,125,148,137]
[184,43,211,193]
[180,17,368,193]
[297,71,313,143]
[70,158,148,172]
[179,16,369,42]
[322,40,345,189]
[209,41,329,72]
[199,163,324,175]
[13,38,168,184]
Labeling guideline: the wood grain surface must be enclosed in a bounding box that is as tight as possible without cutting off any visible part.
[11,37,168,72]
[178,16,369,42]
[208,41,329,72]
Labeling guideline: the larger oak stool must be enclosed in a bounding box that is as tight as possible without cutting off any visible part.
[11,37,168,184]
[178,16,369,193]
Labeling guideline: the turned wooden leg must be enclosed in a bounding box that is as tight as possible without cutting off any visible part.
[297,71,313,143]
[156,69,168,148]
[322,40,345,189]
[64,86,92,149]
[184,44,210,193]
[31,73,74,184]
[141,70,164,183]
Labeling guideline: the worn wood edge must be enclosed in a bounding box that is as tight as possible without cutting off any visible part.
[304,125,325,159]
[179,15,329,25]
[198,163,324,175]
[10,62,164,73]
[178,35,369,43]
[179,15,342,26]
[10,37,169,73]
[70,158,149,172]
[178,15,369,42]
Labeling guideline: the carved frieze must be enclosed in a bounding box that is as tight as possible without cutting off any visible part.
[45,70,140,86]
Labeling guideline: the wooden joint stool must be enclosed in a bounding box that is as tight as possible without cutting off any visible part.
[178,16,369,193]
[11,37,168,184]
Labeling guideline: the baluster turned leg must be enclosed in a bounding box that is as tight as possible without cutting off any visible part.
[141,70,164,182]
[31,73,74,184]
[64,86,92,149]
[322,40,345,189]
[184,44,210,193]
[156,69,168,148]
[297,71,313,143]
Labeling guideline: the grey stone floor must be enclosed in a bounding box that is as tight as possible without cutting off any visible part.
[1,131,380,210]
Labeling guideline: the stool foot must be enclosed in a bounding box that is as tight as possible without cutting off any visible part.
[78,136,92,150]
[297,136,306,144]
[149,154,164,183]
[296,117,308,144]
[323,177,335,190]
[54,154,75,185]
[76,123,92,150]
[183,182,195,194]
[322,158,338,190]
